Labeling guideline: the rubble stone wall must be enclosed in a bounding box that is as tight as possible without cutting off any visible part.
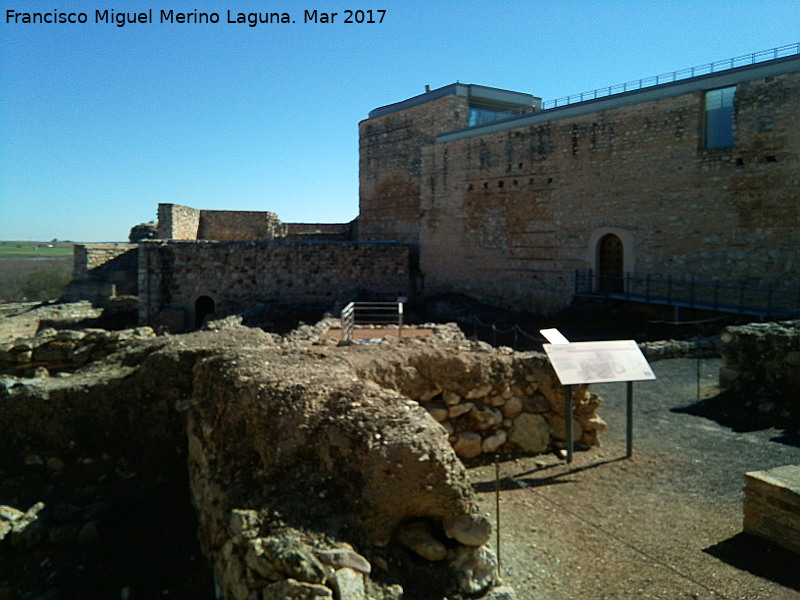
[196,210,286,241]
[157,203,201,240]
[138,241,411,329]
[65,244,139,301]
[1,323,538,599]
[719,320,800,401]
[348,341,603,458]
[72,244,137,281]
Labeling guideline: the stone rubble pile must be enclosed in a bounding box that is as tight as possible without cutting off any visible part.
[0,325,156,377]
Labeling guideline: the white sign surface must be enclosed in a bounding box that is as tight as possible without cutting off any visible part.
[543,340,656,385]
[539,328,570,344]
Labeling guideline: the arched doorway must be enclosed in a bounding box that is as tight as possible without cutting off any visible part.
[194,296,215,328]
[597,233,624,293]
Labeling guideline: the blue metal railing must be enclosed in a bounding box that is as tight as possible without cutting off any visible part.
[574,269,800,320]
[542,43,799,110]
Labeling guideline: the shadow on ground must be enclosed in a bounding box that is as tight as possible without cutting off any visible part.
[671,391,800,448]
[704,532,800,591]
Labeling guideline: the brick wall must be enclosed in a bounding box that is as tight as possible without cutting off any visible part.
[138,241,411,329]
[416,71,800,313]
[359,95,470,243]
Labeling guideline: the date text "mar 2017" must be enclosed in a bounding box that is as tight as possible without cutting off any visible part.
[304,10,385,24]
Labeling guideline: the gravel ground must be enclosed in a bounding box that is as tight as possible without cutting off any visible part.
[470,357,800,600]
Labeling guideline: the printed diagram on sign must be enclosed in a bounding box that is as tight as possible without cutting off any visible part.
[543,340,656,385]
[579,351,628,381]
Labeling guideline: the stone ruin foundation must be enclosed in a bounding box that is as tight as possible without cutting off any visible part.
[0,315,606,599]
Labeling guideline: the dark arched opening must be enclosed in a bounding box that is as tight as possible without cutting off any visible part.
[597,234,624,293]
[194,296,215,328]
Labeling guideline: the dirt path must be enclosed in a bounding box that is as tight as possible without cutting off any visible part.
[469,358,800,600]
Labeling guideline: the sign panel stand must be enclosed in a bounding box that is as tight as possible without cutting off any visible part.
[541,334,655,463]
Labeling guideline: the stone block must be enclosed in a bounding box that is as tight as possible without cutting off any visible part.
[743,465,800,555]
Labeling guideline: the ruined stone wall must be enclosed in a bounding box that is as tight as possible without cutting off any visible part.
[350,343,603,458]
[719,320,800,419]
[196,210,286,241]
[359,95,470,244]
[72,244,137,280]
[157,203,201,240]
[285,221,355,241]
[138,241,411,329]
[67,244,139,300]
[416,70,800,313]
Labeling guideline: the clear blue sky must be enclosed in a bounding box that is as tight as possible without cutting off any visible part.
[1,1,797,242]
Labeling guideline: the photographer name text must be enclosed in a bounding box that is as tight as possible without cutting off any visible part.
[6,8,386,27]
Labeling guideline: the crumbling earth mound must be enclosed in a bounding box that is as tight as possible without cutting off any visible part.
[5,315,583,599]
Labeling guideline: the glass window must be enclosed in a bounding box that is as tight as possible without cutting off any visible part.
[704,86,736,149]
[469,107,516,127]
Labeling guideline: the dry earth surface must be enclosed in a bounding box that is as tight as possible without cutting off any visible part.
[469,357,800,600]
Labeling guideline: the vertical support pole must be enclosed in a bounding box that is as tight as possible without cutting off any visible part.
[494,454,501,569]
[626,381,634,458]
[564,384,573,463]
[397,302,403,339]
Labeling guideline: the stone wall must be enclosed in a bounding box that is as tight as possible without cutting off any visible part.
[359,94,470,244]
[415,70,800,313]
[72,244,137,281]
[138,240,411,329]
[1,321,541,599]
[0,325,155,376]
[157,203,201,240]
[196,209,286,241]
[349,341,603,458]
[719,320,800,419]
[285,221,356,241]
[65,243,139,301]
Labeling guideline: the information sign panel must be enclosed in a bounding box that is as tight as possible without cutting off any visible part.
[543,340,656,385]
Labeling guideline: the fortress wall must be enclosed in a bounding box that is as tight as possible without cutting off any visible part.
[417,71,800,313]
[73,244,137,279]
[138,241,411,329]
[359,95,469,244]
[157,204,201,240]
[196,209,286,241]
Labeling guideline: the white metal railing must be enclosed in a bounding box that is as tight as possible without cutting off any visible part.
[340,301,404,343]
[542,43,799,110]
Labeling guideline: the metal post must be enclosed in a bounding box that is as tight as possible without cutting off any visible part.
[495,454,501,568]
[626,381,634,458]
[397,302,403,339]
[565,385,573,463]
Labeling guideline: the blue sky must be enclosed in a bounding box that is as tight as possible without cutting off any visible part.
[1,1,798,242]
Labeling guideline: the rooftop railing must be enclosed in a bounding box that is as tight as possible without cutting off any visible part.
[542,43,799,110]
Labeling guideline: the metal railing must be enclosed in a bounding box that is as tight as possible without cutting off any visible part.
[542,43,799,110]
[575,269,800,320]
[340,301,404,343]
